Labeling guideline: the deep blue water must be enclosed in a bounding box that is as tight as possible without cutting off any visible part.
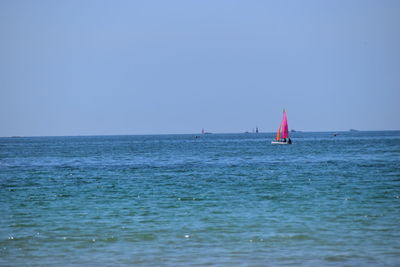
[1,131,400,266]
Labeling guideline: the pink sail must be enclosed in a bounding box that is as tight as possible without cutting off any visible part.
[280,110,289,139]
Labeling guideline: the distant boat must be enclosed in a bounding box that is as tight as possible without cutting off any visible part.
[271,109,292,145]
[349,129,359,132]
[202,128,212,134]
[256,127,259,133]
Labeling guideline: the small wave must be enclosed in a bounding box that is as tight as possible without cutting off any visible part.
[287,234,313,240]
[259,195,278,200]
[177,197,203,201]
[55,193,71,198]
[324,254,370,262]
[125,233,157,242]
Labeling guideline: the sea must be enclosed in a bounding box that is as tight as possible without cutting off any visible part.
[1,131,399,266]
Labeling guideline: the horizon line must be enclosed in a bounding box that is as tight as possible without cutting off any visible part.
[1,129,400,138]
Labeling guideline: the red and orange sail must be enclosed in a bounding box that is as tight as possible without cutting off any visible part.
[276,126,281,141]
[275,110,289,140]
[281,110,289,139]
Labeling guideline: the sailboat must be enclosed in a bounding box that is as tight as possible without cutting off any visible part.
[271,109,292,145]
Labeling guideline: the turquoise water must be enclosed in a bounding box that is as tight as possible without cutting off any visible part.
[1,131,399,266]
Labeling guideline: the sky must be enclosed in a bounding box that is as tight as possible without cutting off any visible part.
[0,0,399,136]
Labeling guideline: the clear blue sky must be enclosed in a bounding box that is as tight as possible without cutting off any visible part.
[0,0,399,136]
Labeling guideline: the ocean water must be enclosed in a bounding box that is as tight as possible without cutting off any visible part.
[1,131,399,266]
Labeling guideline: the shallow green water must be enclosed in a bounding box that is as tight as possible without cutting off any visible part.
[1,131,399,266]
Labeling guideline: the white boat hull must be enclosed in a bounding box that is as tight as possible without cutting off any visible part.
[271,141,291,145]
